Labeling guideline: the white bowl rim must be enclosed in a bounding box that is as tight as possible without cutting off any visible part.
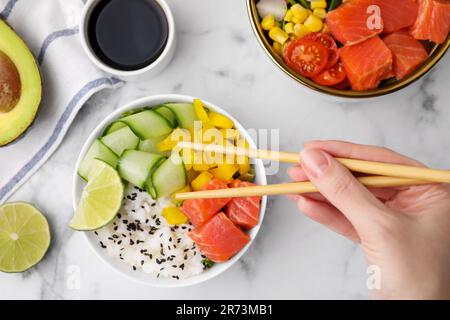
[72,94,268,288]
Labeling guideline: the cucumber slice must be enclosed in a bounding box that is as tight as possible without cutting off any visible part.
[138,134,171,156]
[164,103,198,129]
[154,106,177,127]
[102,121,127,136]
[150,153,187,198]
[121,110,173,139]
[78,139,118,181]
[101,126,140,156]
[118,150,165,188]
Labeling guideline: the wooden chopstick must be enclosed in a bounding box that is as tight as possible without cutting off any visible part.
[177,142,450,184]
[174,176,430,200]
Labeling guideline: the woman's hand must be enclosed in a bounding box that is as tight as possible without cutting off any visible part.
[288,140,450,300]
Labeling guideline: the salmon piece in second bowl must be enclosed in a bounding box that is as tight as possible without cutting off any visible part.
[383,31,428,80]
[410,0,450,44]
[189,212,250,263]
[181,178,230,227]
[326,0,384,46]
[340,36,393,91]
[225,180,261,229]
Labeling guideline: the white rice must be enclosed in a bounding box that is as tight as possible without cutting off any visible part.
[94,184,205,280]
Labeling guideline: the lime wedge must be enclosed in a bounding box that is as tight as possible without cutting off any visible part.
[0,202,51,273]
[70,159,124,231]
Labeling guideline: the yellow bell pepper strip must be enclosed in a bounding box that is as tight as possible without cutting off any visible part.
[220,128,239,142]
[238,157,250,175]
[210,164,239,182]
[162,207,189,225]
[171,185,191,205]
[157,128,190,152]
[191,171,214,191]
[193,99,213,129]
[208,112,234,129]
[186,169,200,184]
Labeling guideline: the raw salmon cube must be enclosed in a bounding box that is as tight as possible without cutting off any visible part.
[181,178,230,227]
[410,0,450,44]
[383,31,428,80]
[225,180,261,229]
[340,36,393,91]
[376,0,419,33]
[189,212,250,263]
[326,0,384,46]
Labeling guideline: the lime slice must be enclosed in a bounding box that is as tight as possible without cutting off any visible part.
[0,202,51,273]
[70,159,124,231]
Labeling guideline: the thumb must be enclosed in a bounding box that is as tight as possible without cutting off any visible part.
[300,148,387,230]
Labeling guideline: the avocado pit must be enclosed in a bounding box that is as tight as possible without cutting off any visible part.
[0,50,21,113]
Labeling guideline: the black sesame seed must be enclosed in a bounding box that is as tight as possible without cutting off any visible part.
[133,266,136,271]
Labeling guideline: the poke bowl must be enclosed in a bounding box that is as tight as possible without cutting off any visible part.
[72,94,267,287]
[247,0,450,99]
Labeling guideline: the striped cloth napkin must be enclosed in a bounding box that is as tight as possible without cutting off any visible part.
[0,0,123,204]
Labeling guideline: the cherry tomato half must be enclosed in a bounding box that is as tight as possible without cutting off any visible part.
[312,62,347,86]
[304,32,339,69]
[283,39,329,78]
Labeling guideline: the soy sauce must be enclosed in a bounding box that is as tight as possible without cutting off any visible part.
[88,0,168,71]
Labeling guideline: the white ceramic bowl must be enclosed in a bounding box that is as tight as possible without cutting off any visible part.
[80,0,176,82]
[72,94,267,287]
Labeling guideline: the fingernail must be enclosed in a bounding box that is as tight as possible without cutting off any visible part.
[300,148,330,178]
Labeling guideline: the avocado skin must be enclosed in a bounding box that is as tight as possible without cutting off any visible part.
[0,19,42,147]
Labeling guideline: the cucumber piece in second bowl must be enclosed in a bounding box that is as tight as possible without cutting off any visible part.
[78,139,118,181]
[164,103,198,129]
[101,125,139,156]
[121,110,173,139]
[138,134,171,156]
[102,121,127,136]
[154,106,177,127]
[150,152,187,198]
[118,150,165,188]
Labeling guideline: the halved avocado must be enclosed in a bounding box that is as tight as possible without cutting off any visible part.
[0,19,41,146]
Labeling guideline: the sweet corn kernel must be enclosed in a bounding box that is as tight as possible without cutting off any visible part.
[191,171,213,191]
[322,23,330,34]
[290,4,309,22]
[284,22,294,34]
[310,0,327,9]
[304,14,323,32]
[268,26,289,44]
[261,15,275,31]
[313,8,327,19]
[293,23,311,38]
[284,9,293,22]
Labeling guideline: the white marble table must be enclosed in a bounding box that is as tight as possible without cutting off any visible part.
[2,0,449,300]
